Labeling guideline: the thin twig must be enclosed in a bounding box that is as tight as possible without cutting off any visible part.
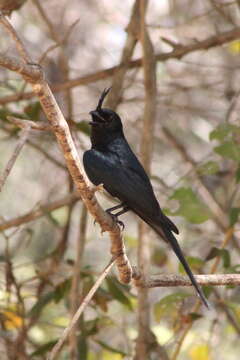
[0,123,30,192]
[133,273,240,287]
[105,0,139,110]
[0,12,30,63]
[7,116,52,131]
[0,26,240,105]
[135,1,157,359]
[162,127,229,230]
[69,205,88,358]
[47,258,116,360]
[0,191,80,231]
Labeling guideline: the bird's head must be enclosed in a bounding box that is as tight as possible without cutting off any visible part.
[89,88,123,134]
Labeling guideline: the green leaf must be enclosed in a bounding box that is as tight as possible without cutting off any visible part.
[151,248,168,267]
[30,340,57,357]
[0,109,24,122]
[84,319,99,336]
[76,121,91,136]
[93,287,111,312]
[77,334,88,360]
[54,278,71,303]
[154,292,189,322]
[95,340,127,357]
[170,187,210,224]
[214,141,240,162]
[197,161,220,175]
[189,312,203,321]
[106,278,133,311]
[28,291,55,318]
[229,208,240,226]
[206,247,231,268]
[236,166,240,183]
[229,264,240,273]
[209,123,240,141]
[178,256,204,274]
[24,101,41,121]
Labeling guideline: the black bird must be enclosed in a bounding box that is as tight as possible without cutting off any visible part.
[83,88,209,308]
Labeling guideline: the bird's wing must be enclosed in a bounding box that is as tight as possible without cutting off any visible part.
[83,149,179,235]
[83,148,159,217]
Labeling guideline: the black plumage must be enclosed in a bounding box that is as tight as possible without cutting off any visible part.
[83,88,209,308]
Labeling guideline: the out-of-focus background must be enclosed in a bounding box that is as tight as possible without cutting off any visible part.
[0,0,240,359]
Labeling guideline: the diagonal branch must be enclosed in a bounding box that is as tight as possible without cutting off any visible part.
[0,191,80,231]
[48,257,116,360]
[0,14,132,285]
[0,122,31,192]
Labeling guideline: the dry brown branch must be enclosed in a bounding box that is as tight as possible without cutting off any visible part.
[105,0,139,109]
[0,14,132,285]
[162,127,229,230]
[0,191,79,231]
[133,272,240,287]
[0,122,30,192]
[69,205,88,358]
[0,12,30,62]
[32,0,74,118]
[47,258,116,360]
[0,26,239,106]
[7,115,52,131]
[135,1,158,359]
[1,124,66,170]
[0,53,41,82]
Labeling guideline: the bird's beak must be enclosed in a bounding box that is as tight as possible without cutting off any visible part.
[89,110,106,125]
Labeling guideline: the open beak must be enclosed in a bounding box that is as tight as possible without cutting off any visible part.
[89,110,106,125]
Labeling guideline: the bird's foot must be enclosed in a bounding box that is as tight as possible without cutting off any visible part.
[107,212,125,231]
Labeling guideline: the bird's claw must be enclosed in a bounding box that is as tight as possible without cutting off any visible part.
[107,212,125,231]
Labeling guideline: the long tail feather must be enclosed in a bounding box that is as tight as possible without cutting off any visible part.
[148,220,209,308]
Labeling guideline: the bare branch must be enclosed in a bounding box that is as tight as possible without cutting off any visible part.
[133,272,240,287]
[69,205,88,358]
[105,0,139,109]
[0,191,80,231]
[0,26,239,105]
[135,1,158,359]
[0,122,30,192]
[47,258,116,360]
[0,12,30,62]
[7,116,52,131]
[0,53,42,82]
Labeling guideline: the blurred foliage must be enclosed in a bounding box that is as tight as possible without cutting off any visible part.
[169,187,211,224]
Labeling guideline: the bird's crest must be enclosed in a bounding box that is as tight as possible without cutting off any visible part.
[96,87,111,111]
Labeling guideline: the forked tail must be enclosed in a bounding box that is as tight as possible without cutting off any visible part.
[148,220,209,308]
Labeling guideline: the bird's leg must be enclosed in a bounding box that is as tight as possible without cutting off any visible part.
[105,203,126,214]
[106,203,129,230]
